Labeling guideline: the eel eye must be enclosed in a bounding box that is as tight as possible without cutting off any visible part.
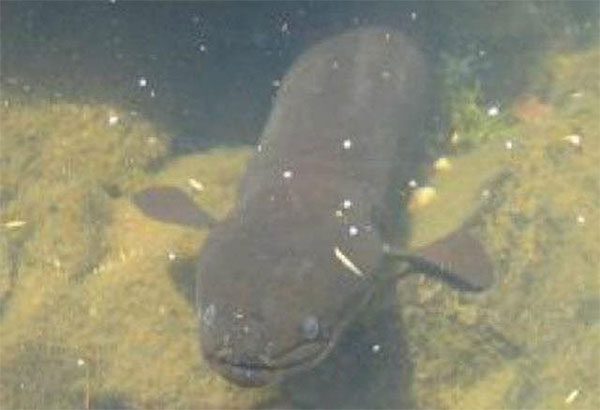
[300,315,320,341]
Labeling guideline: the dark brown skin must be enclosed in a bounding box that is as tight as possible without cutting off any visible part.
[133,27,494,387]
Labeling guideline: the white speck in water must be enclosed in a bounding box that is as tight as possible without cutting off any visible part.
[188,178,205,192]
[235,311,245,320]
[199,44,207,52]
[381,70,391,80]
[257,144,262,152]
[108,113,119,126]
[272,79,281,88]
[20,383,25,390]
[158,305,166,315]
[283,169,293,179]
[335,209,343,218]
[138,77,147,87]
[343,139,352,150]
[433,157,452,172]
[77,358,85,367]
[385,32,391,42]
[570,91,584,98]
[450,130,460,145]
[4,220,27,229]
[371,344,381,353]
[333,246,364,277]
[504,140,513,150]
[408,179,418,188]
[147,136,158,145]
[167,251,177,261]
[202,304,216,326]
[478,49,487,57]
[481,189,491,199]
[348,225,358,237]
[563,134,582,147]
[150,89,156,98]
[576,215,586,225]
[332,59,339,70]
[342,199,352,209]
[565,389,580,404]
[281,22,289,34]
[410,11,418,21]
[487,105,500,117]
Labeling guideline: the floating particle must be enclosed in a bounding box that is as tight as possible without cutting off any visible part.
[332,59,339,69]
[281,22,289,33]
[381,70,391,80]
[342,199,352,209]
[343,139,352,149]
[385,32,391,42]
[335,209,343,218]
[487,105,500,117]
[348,225,358,237]
[570,91,584,98]
[167,251,177,261]
[565,389,580,404]
[478,49,487,57]
[108,113,119,126]
[563,134,582,147]
[257,144,262,152]
[481,189,491,199]
[77,358,85,367]
[272,79,281,88]
[408,179,418,188]
[4,220,26,229]
[199,44,207,52]
[333,246,364,277]
[138,77,147,87]
[188,178,205,192]
[409,186,437,210]
[371,344,381,353]
[150,89,156,98]
[433,157,451,172]
[576,215,585,225]
[504,140,513,150]
[450,130,460,146]
[410,11,418,21]
[283,170,293,179]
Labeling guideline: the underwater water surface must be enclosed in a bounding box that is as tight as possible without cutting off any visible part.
[1,2,598,409]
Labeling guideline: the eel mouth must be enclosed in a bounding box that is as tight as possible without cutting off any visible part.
[206,339,333,387]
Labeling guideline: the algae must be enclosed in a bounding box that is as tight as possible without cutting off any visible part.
[399,49,600,410]
[0,100,274,409]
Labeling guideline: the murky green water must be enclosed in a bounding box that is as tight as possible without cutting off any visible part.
[1,2,598,409]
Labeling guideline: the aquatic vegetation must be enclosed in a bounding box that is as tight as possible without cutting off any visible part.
[401,48,599,410]
[0,100,273,408]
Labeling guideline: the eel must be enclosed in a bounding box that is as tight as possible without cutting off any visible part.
[133,27,494,387]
